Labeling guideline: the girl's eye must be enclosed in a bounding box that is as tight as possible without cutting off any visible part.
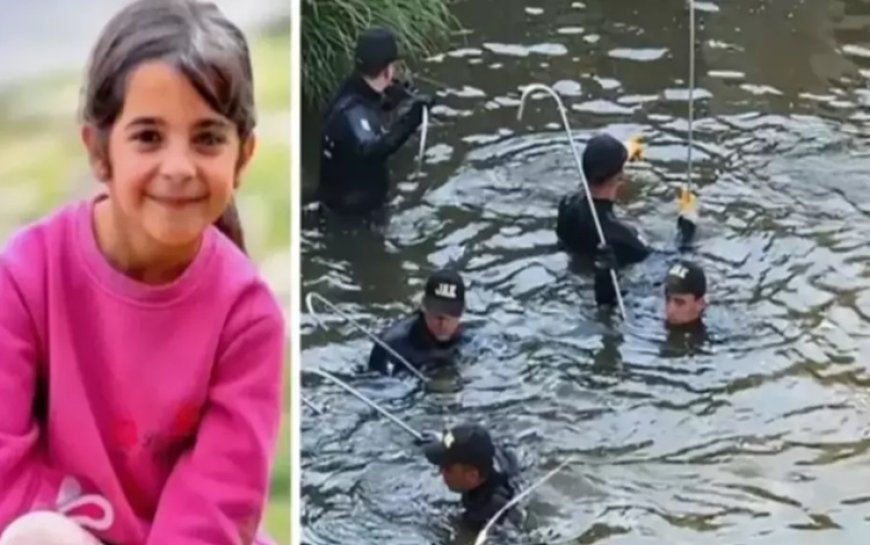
[133,130,161,144]
[195,132,227,147]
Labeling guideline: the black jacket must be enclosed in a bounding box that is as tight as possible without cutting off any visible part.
[318,74,421,214]
[556,193,651,266]
[367,311,466,375]
[557,193,658,307]
[461,446,523,531]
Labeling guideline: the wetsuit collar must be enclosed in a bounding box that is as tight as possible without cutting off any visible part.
[463,471,502,505]
[666,317,706,335]
[591,197,615,212]
[346,72,384,104]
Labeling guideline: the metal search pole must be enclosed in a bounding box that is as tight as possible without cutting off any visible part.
[473,457,575,545]
[518,84,627,320]
[417,107,429,176]
[305,292,429,383]
[304,368,423,441]
[301,395,323,414]
[687,0,696,192]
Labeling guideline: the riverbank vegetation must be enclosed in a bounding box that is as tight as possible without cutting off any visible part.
[301,0,456,108]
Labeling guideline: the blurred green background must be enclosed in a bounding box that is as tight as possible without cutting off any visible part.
[0,24,291,545]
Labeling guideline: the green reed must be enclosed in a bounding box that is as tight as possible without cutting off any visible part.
[301,0,456,108]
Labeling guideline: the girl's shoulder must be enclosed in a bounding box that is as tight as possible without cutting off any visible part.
[207,228,285,328]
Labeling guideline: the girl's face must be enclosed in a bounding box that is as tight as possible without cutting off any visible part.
[95,60,253,249]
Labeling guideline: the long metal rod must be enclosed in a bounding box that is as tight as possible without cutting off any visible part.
[305,292,429,382]
[518,84,626,320]
[473,458,575,545]
[301,395,323,414]
[417,107,429,176]
[305,368,423,441]
[687,0,695,191]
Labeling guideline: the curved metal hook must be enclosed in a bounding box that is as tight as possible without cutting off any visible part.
[304,368,423,441]
[305,292,429,383]
[473,457,575,545]
[517,84,627,320]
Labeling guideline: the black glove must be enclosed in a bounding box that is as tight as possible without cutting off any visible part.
[385,77,416,102]
[593,243,619,306]
[383,78,416,111]
[408,94,436,126]
[413,430,441,447]
[677,215,696,248]
[593,243,617,272]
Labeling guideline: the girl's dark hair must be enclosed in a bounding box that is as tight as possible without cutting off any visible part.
[82,0,256,253]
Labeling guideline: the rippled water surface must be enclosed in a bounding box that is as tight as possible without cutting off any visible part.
[301,0,870,543]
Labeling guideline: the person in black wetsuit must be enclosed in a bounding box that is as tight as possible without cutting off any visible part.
[556,133,652,266]
[317,26,434,215]
[368,269,468,375]
[418,424,522,531]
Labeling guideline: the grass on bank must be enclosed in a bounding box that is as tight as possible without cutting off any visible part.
[301,0,456,107]
[0,30,292,545]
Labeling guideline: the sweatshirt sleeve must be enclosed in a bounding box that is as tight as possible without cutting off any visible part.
[0,261,67,528]
[146,284,285,545]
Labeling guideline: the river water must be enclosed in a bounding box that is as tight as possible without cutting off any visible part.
[301,0,870,543]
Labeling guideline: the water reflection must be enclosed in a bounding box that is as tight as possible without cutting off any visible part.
[302,0,870,543]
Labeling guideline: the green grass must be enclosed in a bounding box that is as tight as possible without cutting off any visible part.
[301,0,457,107]
[265,411,291,542]
[252,31,291,113]
[0,29,292,545]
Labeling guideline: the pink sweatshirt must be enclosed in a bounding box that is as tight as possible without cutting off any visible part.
[0,197,285,545]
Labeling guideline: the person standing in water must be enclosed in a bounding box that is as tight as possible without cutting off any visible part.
[556,133,651,266]
[368,269,468,375]
[556,133,696,266]
[0,2,284,544]
[318,26,435,215]
[418,424,522,531]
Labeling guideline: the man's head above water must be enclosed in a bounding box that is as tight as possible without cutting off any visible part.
[583,133,629,200]
[421,269,466,341]
[664,261,707,326]
[354,26,400,93]
[422,423,494,492]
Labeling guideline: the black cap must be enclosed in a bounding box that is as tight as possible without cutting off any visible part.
[423,424,495,475]
[583,133,628,185]
[665,261,707,298]
[354,27,399,76]
[423,269,466,317]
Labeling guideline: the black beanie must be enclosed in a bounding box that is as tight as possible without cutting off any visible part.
[355,27,400,77]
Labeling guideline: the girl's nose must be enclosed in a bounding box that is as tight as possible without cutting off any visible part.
[159,142,196,182]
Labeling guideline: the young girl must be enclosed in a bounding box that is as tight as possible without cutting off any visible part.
[0,1,285,544]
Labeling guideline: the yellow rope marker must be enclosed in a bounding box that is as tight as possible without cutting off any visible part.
[623,135,645,162]
[678,184,698,222]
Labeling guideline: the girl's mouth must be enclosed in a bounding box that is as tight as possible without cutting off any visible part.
[147,195,208,208]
